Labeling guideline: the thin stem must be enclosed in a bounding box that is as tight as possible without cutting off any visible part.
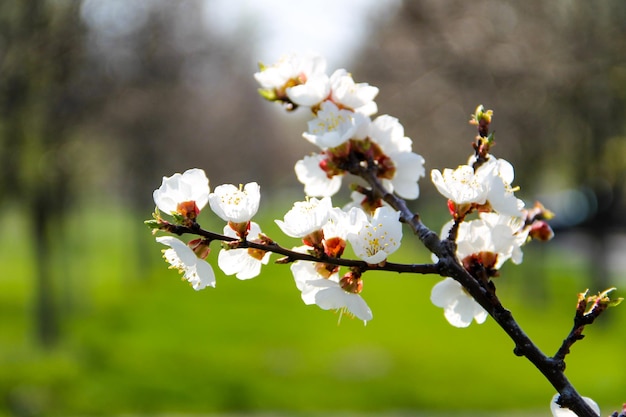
[554,290,613,363]
[553,319,590,364]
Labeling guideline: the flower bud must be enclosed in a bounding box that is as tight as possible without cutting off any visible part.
[228,221,251,239]
[323,236,346,258]
[319,156,344,178]
[525,200,555,222]
[340,271,363,294]
[177,200,200,221]
[247,246,268,262]
[448,200,472,219]
[529,220,555,242]
[462,251,499,278]
[314,262,339,278]
[188,238,211,260]
[469,104,493,126]
[303,230,325,250]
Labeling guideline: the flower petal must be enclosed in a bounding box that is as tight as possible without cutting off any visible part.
[156,236,216,290]
[550,394,600,417]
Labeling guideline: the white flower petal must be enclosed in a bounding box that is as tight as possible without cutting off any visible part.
[290,256,318,294]
[217,248,264,280]
[287,73,330,106]
[329,69,379,116]
[348,206,402,264]
[290,255,372,323]
[153,168,210,215]
[254,53,327,91]
[390,152,426,199]
[217,222,268,280]
[475,157,523,217]
[294,155,343,197]
[208,182,260,223]
[431,166,487,205]
[369,115,412,154]
[550,394,600,417]
[313,283,372,322]
[302,101,357,149]
[306,278,373,323]
[430,278,487,328]
[276,197,333,238]
[156,236,216,290]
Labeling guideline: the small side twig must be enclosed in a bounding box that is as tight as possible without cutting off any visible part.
[554,288,623,364]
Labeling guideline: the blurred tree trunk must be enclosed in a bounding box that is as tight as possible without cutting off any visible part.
[0,0,86,347]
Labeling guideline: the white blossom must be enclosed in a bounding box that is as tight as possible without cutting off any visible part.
[275,197,333,238]
[208,182,260,223]
[302,101,361,149]
[254,53,330,107]
[475,156,524,217]
[348,206,402,264]
[431,165,488,205]
[550,394,600,417]
[478,212,529,266]
[322,207,362,241]
[254,53,325,88]
[369,115,425,199]
[369,115,413,154]
[440,213,528,270]
[156,236,215,290]
[290,255,372,324]
[217,222,270,280]
[294,154,343,197]
[288,72,331,107]
[382,151,426,200]
[329,68,379,116]
[430,278,487,328]
[153,168,210,216]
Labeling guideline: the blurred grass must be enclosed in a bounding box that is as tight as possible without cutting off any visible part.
[0,200,624,417]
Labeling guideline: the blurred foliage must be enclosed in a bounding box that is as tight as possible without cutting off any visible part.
[355,0,626,300]
[356,1,626,198]
[0,203,625,416]
[1,0,625,415]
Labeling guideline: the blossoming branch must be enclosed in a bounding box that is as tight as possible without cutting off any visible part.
[145,52,624,417]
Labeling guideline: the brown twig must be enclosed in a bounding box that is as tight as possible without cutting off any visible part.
[554,288,621,364]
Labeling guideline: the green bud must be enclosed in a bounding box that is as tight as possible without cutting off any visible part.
[171,212,186,225]
[144,219,160,229]
[258,88,277,101]
[598,287,623,307]
[608,297,623,308]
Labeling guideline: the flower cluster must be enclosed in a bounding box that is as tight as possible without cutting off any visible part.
[148,167,404,324]
[255,53,425,200]
[151,168,269,289]
[277,197,402,324]
[143,53,621,415]
[429,106,556,328]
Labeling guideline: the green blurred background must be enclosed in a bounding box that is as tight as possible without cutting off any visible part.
[1,1,625,416]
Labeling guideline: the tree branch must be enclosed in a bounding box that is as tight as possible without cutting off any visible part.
[159,222,440,275]
[350,162,600,417]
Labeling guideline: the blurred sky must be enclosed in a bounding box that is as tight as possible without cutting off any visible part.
[81,0,401,67]
[201,0,401,67]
